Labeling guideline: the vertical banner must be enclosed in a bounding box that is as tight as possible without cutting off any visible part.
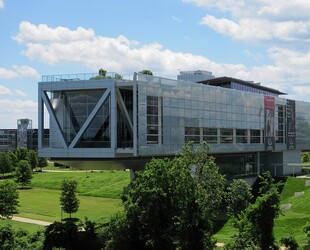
[264,96,275,150]
[286,99,296,150]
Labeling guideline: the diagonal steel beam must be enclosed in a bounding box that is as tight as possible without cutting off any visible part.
[116,89,133,136]
[41,91,67,148]
[69,89,111,148]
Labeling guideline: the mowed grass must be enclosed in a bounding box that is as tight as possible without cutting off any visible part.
[31,170,130,199]
[0,219,45,233]
[214,177,310,246]
[18,188,123,224]
[0,169,129,230]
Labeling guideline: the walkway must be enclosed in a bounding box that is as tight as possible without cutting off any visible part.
[11,216,52,226]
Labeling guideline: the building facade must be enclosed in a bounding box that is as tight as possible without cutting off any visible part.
[0,119,49,153]
[38,72,310,178]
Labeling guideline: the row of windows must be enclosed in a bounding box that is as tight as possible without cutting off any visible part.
[185,127,262,144]
[147,96,163,144]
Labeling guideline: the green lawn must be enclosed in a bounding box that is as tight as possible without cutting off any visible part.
[31,170,130,199]
[214,177,310,246]
[0,219,44,233]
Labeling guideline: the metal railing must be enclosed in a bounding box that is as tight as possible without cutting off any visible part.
[41,72,133,82]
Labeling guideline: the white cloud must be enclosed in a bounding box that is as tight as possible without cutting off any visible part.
[0,85,28,97]
[0,99,37,129]
[0,65,40,79]
[186,0,310,45]
[0,85,11,95]
[13,21,95,44]
[172,16,181,23]
[14,89,27,97]
[13,22,310,102]
[0,0,4,9]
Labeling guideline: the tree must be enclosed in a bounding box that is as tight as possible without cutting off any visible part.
[139,69,153,75]
[44,219,101,250]
[7,151,18,170]
[225,172,281,250]
[38,157,48,171]
[15,160,32,188]
[302,152,310,163]
[0,225,14,250]
[60,179,79,218]
[0,181,19,218]
[226,179,253,218]
[0,153,13,177]
[103,142,224,249]
[28,150,38,171]
[14,147,29,162]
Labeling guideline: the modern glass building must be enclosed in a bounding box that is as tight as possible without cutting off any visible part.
[38,72,310,179]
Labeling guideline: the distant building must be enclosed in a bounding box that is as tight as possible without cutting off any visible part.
[177,70,215,82]
[0,119,49,153]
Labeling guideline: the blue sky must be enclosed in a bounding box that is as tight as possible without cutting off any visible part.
[1,0,310,128]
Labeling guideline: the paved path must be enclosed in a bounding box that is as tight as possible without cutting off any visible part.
[11,216,52,226]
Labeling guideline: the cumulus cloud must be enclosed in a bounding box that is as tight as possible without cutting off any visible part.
[13,22,247,78]
[0,99,37,129]
[0,0,4,9]
[185,0,310,45]
[0,85,28,97]
[0,85,11,95]
[13,21,310,102]
[0,65,40,79]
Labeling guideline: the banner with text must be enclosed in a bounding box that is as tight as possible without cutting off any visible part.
[264,96,275,150]
[286,99,296,150]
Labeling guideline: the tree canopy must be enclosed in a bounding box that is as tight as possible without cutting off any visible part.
[60,179,79,218]
[103,142,225,250]
[15,160,32,188]
[0,181,19,218]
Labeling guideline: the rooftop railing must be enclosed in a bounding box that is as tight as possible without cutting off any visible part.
[41,72,133,82]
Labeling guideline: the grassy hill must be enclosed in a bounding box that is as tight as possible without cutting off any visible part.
[214,177,310,246]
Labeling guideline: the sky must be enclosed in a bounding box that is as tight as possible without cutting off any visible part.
[1,0,310,128]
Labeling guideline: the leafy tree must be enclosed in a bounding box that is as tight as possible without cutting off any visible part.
[15,160,32,188]
[226,179,253,218]
[60,179,79,218]
[44,219,101,250]
[139,69,153,75]
[99,68,106,76]
[0,153,13,177]
[28,150,38,171]
[7,151,18,170]
[14,147,29,162]
[279,236,299,250]
[0,181,19,218]
[0,225,14,250]
[103,142,224,249]
[225,172,281,250]
[38,157,48,170]
[304,221,310,249]
[302,152,310,163]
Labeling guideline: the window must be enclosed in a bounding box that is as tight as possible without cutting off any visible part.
[250,130,260,143]
[203,128,217,143]
[275,105,285,143]
[221,129,233,143]
[185,127,200,143]
[236,129,247,143]
[147,96,163,144]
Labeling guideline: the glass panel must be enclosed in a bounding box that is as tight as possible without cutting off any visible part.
[75,96,110,148]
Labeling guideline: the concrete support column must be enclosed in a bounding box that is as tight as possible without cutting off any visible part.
[257,151,261,175]
[110,83,117,150]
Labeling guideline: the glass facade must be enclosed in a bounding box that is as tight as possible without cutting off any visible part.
[136,74,310,156]
[38,72,310,175]
[50,89,110,148]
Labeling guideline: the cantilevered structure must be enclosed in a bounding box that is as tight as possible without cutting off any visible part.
[38,72,310,178]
